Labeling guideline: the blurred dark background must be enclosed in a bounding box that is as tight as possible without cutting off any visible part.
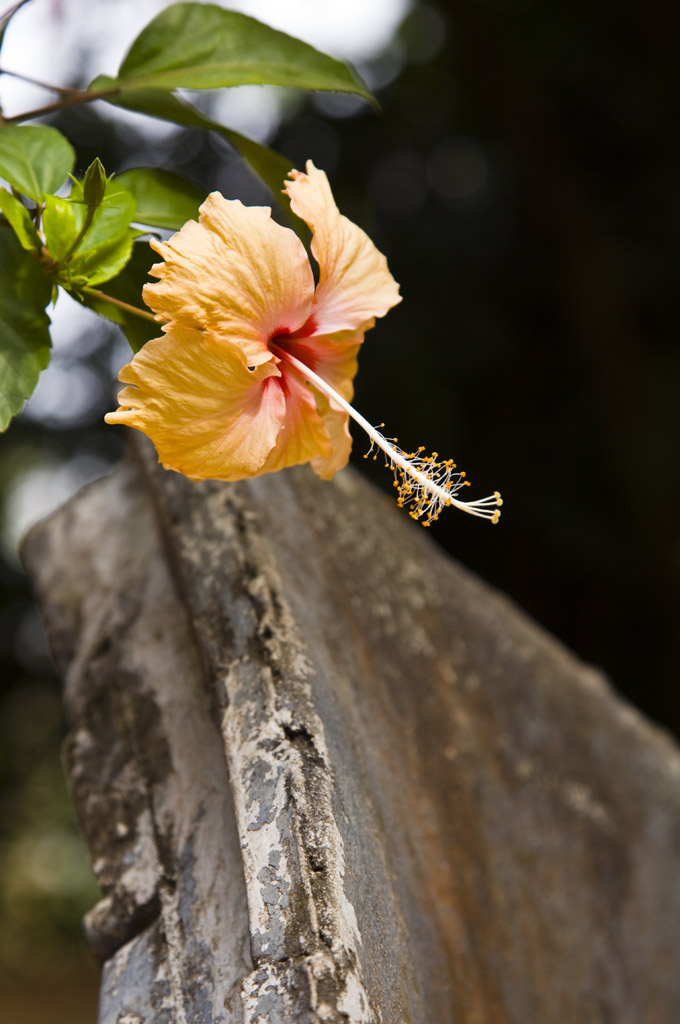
[1,0,679,1017]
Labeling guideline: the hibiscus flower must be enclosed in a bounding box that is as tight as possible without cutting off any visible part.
[106,161,501,525]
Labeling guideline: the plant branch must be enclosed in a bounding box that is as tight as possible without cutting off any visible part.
[82,287,158,323]
[0,0,30,33]
[2,87,116,123]
[0,66,85,95]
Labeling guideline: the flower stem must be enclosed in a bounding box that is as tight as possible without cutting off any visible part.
[82,287,157,323]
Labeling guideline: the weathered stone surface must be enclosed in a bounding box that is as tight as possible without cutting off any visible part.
[23,446,680,1023]
[24,463,251,1023]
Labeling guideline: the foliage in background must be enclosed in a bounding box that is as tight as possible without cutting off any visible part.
[0,0,374,432]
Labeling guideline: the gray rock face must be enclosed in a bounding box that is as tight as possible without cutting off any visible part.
[23,446,680,1023]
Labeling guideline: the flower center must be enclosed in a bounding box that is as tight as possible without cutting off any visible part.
[268,316,318,354]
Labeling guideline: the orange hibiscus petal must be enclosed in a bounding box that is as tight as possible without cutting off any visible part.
[143,192,314,367]
[257,364,332,476]
[310,403,353,480]
[284,161,402,336]
[105,327,287,481]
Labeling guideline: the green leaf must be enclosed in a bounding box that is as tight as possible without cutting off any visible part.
[70,231,139,288]
[41,195,79,262]
[78,240,158,353]
[43,178,138,286]
[67,177,137,250]
[117,167,204,230]
[0,225,52,431]
[0,186,41,251]
[0,124,75,202]
[90,3,372,101]
[92,87,297,227]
